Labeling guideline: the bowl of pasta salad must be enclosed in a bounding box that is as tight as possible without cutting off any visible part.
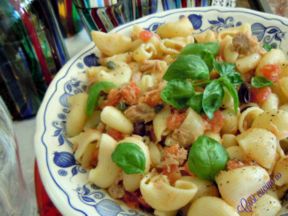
[35,6,288,216]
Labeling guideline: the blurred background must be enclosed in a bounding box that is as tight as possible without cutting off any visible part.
[0,0,286,215]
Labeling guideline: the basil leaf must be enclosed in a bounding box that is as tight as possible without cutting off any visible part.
[161,80,194,109]
[86,81,116,116]
[214,61,236,77]
[263,43,272,52]
[202,80,224,119]
[111,142,146,174]
[187,93,203,113]
[251,76,273,88]
[226,72,243,86]
[201,51,215,72]
[180,42,220,57]
[163,55,209,81]
[221,77,239,113]
[188,135,229,180]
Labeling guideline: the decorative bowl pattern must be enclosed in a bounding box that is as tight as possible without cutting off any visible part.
[35,7,288,216]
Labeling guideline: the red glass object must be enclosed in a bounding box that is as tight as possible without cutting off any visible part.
[34,163,62,216]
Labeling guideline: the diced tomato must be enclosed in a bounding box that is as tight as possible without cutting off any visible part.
[105,89,122,106]
[167,111,187,131]
[139,30,153,42]
[163,144,180,156]
[162,164,182,184]
[107,128,124,141]
[260,64,281,82]
[202,110,224,133]
[251,86,272,104]
[227,159,245,170]
[121,82,141,105]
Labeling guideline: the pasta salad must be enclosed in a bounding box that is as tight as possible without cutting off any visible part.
[66,16,288,216]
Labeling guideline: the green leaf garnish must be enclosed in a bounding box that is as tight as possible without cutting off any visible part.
[111,142,146,174]
[188,135,229,180]
[251,76,273,88]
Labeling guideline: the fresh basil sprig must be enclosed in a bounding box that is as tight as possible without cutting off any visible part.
[86,81,116,116]
[163,55,209,81]
[202,80,224,119]
[251,76,273,88]
[221,77,239,114]
[111,142,146,174]
[214,61,243,86]
[180,42,220,57]
[161,80,194,109]
[187,93,203,113]
[188,135,229,181]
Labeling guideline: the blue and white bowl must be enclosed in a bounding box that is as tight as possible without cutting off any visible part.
[34,7,288,216]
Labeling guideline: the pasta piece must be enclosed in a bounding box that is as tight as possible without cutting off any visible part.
[255,49,286,76]
[86,61,132,87]
[226,146,247,161]
[222,134,238,148]
[221,109,238,134]
[100,106,133,134]
[236,128,278,170]
[88,134,120,188]
[187,196,240,216]
[101,53,131,64]
[148,142,161,167]
[80,142,98,169]
[252,110,288,140]
[194,30,217,43]
[215,166,270,208]
[66,93,88,137]
[91,31,132,56]
[238,106,264,133]
[131,25,144,40]
[133,43,157,62]
[250,194,281,216]
[68,129,101,161]
[279,104,288,112]
[140,74,156,92]
[222,36,239,63]
[159,38,186,55]
[157,17,193,38]
[261,93,279,112]
[217,23,252,41]
[181,176,219,201]
[279,76,288,98]
[236,53,261,74]
[167,108,205,147]
[153,108,170,142]
[273,157,288,186]
[140,174,197,211]
[123,173,143,192]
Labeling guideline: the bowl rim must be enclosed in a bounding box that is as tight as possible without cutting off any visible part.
[34,6,288,216]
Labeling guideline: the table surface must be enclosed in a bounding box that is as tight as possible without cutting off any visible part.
[13,1,261,215]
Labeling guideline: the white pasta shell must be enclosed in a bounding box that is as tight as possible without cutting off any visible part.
[252,110,288,140]
[273,157,288,186]
[238,106,264,133]
[187,196,240,216]
[140,174,197,211]
[236,128,278,170]
[88,134,120,188]
[100,106,133,134]
[215,166,270,208]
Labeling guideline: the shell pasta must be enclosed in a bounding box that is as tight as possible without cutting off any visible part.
[66,18,288,215]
